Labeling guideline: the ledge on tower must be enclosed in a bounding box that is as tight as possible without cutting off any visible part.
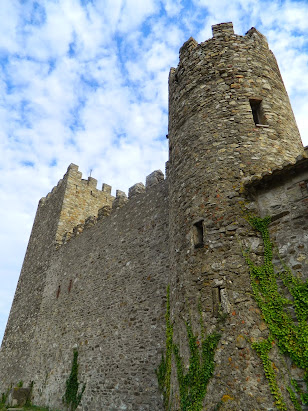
[112,190,128,210]
[146,170,164,189]
[212,22,234,38]
[245,27,268,45]
[179,36,198,58]
[128,183,145,198]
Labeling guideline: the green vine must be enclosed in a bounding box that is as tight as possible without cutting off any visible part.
[287,384,302,411]
[157,287,221,410]
[252,336,287,410]
[63,350,86,411]
[0,385,11,407]
[245,216,308,409]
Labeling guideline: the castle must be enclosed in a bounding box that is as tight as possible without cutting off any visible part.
[1,22,308,410]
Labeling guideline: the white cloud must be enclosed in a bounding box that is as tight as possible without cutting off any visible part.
[118,0,160,32]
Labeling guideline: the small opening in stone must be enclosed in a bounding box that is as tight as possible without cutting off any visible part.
[249,99,267,125]
[56,285,61,299]
[193,220,204,248]
[218,286,222,303]
[68,279,72,293]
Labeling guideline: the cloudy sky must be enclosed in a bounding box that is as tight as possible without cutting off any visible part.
[1,0,308,343]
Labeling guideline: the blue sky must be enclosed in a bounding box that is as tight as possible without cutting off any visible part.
[1,0,308,343]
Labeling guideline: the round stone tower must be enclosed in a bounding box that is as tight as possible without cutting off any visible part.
[167,23,304,409]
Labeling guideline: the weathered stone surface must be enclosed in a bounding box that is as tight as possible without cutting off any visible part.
[145,170,164,188]
[128,182,145,198]
[7,387,31,407]
[97,205,111,219]
[112,189,128,209]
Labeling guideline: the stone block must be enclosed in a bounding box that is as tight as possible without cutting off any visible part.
[145,170,164,189]
[7,387,31,407]
[98,205,111,219]
[112,190,128,209]
[128,183,145,198]
[212,22,234,37]
[102,183,112,194]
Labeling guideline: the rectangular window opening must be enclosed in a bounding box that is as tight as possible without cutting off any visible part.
[193,220,204,249]
[249,99,267,125]
[218,286,222,303]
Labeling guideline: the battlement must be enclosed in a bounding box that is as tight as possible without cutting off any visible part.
[39,178,64,206]
[212,22,234,37]
[43,164,114,244]
[174,23,269,70]
[39,164,112,206]
[64,163,112,193]
[168,22,303,179]
[60,168,165,246]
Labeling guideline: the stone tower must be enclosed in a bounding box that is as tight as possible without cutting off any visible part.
[167,22,304,409]
[0,165,114,390]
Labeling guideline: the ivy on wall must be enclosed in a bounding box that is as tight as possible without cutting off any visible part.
[63,350,86,411]
[156,286,221,411]
[245,216,308,410]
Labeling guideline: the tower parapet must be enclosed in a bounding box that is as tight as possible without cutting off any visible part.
[53,164,114,244]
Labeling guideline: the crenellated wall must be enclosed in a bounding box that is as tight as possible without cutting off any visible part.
[51,163,114,245]
[20,174,169,411]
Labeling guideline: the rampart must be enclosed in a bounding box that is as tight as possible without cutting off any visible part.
[27,173,169,410]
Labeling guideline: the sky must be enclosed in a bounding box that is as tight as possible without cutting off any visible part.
[1,0,308,344]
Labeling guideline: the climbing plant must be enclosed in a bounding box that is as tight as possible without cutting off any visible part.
[63,350,86,411]
[156,287,221,411]
[245,216,308,410]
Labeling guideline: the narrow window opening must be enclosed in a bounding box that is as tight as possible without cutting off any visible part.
[249,99,267,125]
[56,285,61,299]
[218,286,222,303]
[193,220,204,249]
[212,287,219,315]
[68,279,73,293]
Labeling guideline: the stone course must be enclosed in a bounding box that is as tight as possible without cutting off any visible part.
[0,22,307,411]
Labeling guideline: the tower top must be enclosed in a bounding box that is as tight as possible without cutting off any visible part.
[211,22,234,37]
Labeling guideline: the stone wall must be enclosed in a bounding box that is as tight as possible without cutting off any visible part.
[0,176,67,390]
[249,153,308,282]
[17,177,169,411]
[0,164,115,394]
